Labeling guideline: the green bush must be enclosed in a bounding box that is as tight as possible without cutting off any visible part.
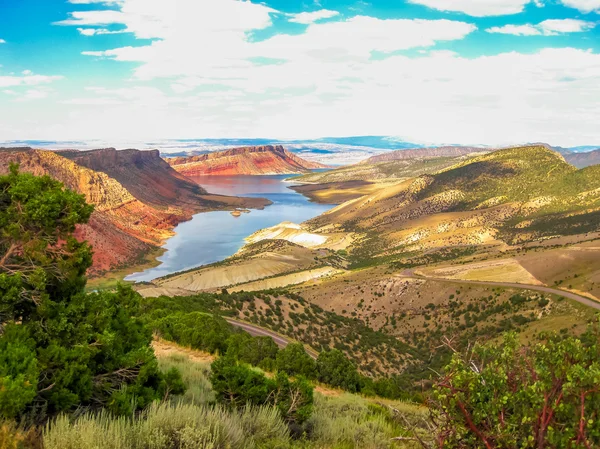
[210,357,313,424]
[316,350,361,393]
[238,337,279,371]
[0,168,181,421]
[434,329,600,448]
[276,343,317,379]
[151,312,232,355]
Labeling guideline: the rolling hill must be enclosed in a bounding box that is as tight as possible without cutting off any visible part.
[290,155,480,185]
[138,144,600,386]
[304,146,599,260]
[363,145,489,164]
[166,145,328,176]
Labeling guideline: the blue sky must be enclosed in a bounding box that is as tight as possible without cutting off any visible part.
[0,0,599,146]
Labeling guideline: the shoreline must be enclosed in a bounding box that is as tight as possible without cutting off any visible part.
[90,175,331,288]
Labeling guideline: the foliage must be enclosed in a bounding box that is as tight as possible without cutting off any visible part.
[276,343,317,379]
[316,350,361,393]
[433,329,600,448]
[0,168,182,422]
[226,334,279,371]
[157,353,214,406]
[150,311,232,355]
[0,420,37,449]
[210,356,313,424]
[43,402,289,449]
[141,289,414,379]
[306,394,412,449]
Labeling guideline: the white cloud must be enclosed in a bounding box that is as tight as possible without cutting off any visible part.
[5,46,600,147]
[77,27,127,36]
[560,0,600,13]
[68,0,123,3]
[17,89,51,101]
[0,72,63,88]
[56,0,276,40]
[487,24,541,35]
[288,9,340,24]
[407,0,534,17]
[487,18,596,35]
[6,0,599,146]
[0,39,6,44]
[76,13,476,81]
[539,19,596,33]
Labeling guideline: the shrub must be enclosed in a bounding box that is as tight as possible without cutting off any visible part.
[316,350,361,393]
[238,337,279,371]
[210,357,313,424]
[152,313,232,355]
[157,354,214,406]
[306,394,400,449]
[276,343,317,379]
[0,169,182,421]
[434,330,600,448]
[43,402,288,449]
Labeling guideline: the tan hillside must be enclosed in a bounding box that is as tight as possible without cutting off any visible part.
[304,145,600,266]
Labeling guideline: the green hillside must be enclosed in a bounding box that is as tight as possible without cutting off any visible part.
[292,156,475,184]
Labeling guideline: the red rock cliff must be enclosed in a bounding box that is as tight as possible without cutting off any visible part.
[0,147,270,276]
[166,145,328,176]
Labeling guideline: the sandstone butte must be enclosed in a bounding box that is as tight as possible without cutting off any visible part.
[0,147,270,276]
[165,145,328,176]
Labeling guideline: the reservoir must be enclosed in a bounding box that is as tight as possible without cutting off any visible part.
[125,175,331,282]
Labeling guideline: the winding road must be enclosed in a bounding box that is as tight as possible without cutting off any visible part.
[224,276,599,356]
[225,317,319,359]
[403,275,600,311]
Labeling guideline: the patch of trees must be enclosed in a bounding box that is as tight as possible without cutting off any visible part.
[0,167,183,423]
[210,357,313,425]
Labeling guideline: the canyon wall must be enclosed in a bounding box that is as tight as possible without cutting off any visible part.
[0,147,269,276]
[166,145,327,176]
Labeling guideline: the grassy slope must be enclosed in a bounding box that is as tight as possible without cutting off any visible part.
[292,156,472,184]
[42,341,428,449]
[305,146,600,266]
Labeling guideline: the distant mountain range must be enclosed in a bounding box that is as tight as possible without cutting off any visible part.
[1,138,598,167]
[559,148,600,169]
[363,146,488,164]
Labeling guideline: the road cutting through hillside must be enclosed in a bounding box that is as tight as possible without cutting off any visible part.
[225,318,319,359]
[403,274,600,311]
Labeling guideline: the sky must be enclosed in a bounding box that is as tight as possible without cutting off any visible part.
[0,0,599,147]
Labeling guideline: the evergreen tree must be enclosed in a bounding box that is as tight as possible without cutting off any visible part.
[0,167,181,421]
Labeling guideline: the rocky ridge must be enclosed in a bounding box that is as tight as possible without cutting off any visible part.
[364,146,489,164]
[166,145,327,176]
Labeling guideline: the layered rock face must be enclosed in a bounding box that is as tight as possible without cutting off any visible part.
[59,148,208,209]
[0,147,269,276]
[166,145,327,176]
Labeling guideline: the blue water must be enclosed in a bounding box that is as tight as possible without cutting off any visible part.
[125,175,332,282]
